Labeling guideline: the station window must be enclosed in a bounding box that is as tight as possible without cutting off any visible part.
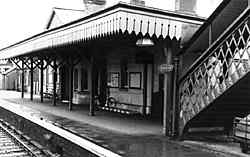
[74,69,78,90]
[81,68,88,90]
[108,72,119,88]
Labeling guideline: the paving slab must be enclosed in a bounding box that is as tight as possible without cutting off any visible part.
[0,90,246,157]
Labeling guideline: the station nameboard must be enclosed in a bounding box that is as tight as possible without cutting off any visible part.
[159,64,174,73]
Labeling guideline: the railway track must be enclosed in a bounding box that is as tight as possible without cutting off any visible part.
[0,119,54,157]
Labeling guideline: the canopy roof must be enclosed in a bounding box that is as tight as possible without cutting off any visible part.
[0,2,205,59]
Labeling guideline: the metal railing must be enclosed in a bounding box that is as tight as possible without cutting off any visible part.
[179,8,250,133]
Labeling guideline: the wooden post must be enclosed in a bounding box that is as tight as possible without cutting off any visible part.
[142,63,148,116]
[30,57,34,101]
[40,59,44,102]
[89,57,95,116]
[21,60,25,98]
[163,40,173,136]
[68,58,73,111]
[99,61,107,107]
[53,59,57,106]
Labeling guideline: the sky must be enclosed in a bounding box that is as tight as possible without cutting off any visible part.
[0,0,222,49]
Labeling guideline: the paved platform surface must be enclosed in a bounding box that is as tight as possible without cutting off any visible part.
[182,140,250,157]
[0,90,248,157]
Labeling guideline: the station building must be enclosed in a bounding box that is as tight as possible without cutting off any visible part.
[0,0,228,136]
[40,0,203,117]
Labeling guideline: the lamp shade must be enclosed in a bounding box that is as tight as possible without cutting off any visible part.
[136,38,154,47]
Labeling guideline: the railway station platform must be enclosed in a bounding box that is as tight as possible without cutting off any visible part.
[0,90,247,157]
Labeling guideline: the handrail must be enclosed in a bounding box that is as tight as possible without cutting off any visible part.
[179,7,250,84]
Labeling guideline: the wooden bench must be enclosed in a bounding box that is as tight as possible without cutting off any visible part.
[97,97,141,115]
[99,106,139,115]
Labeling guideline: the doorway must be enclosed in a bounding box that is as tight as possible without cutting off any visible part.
[60,65,69,100]
[151,74,164,122]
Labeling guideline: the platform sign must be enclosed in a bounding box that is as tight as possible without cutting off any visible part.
[159,64,174,73]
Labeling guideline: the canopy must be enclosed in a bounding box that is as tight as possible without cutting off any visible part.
[0,2,204,59]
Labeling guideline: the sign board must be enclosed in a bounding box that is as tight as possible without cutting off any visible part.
[129,72,141,89]
[159,64,174,73]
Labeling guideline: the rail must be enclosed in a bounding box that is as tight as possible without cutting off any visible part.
[179,7,250,133]
[0,119,54,157]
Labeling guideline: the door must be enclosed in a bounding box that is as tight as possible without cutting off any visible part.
[60,66,69,100]
[151,74,164,122]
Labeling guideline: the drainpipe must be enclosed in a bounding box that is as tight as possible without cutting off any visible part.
[172,57,180,137]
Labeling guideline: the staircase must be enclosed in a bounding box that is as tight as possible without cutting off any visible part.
[179,6,250,136]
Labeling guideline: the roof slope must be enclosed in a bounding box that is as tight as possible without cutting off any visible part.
[46,7,87,30]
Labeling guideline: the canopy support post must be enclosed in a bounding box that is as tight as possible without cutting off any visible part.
[53,58,57,106]
[30,57,34,101]
[40,58,44,103]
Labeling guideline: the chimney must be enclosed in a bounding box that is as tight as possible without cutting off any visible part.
[83,0,106,14]
[130,0,145,6]
[175,0,197,15]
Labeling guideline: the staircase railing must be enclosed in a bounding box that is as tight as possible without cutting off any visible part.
[179,7,250,134]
